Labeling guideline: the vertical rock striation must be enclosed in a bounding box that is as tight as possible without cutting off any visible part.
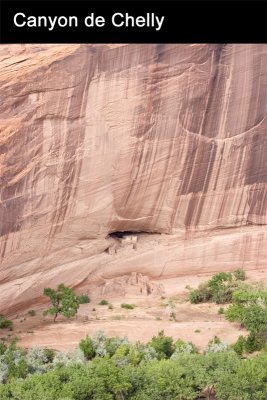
[0,44,266,312]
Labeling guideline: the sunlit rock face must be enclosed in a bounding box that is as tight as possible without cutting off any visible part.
[0,44,266,312]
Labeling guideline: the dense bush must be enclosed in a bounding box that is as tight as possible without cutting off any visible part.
[216,351,267,400]
[121,303,135,310]
[0,315,13,330]
[78,295,90,304]
[3,345,267,400]
[188,270,247,304]
[204,336,231,354]
[225,286,267,352]
[188,282,212,304]
[233,268,246,281]
[171,339,198,358]
[98,300,109,306]
[2,331,267,399]
[79,336,96,360]
[148,330,174,359]
[232,335,247,356]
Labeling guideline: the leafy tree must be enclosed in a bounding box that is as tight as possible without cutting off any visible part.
[216,352,267,399]
[225,286,267,352]
[3,334,267,399]
[43,284,81,322]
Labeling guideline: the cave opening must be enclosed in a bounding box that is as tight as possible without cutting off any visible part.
[109,230,140,239]
[105,230,161,254]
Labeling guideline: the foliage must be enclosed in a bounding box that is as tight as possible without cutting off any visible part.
[148,330,174,359]
[232,335,247,356]
[26,347,49,374]
[188,282,212,304]
[79,331,130,361]
[233,268,246,281]
[121,303,135,310]
[171,339,198,358]
[225,285,267,352]
[78,295,90,304]
[99,299,109,305]
[0,340,27,383]
[204,336,231,353]
[52,348,86,367]
[0,342,7,356]
[216,351,267,399]
[2,332,267,399]
[43,284,81,322]
[79,336,95,360]
[0,345,245,400]
[207,272,236,304]
[244,332,264,353]
[189,271,247,305]
[0,316,13,330]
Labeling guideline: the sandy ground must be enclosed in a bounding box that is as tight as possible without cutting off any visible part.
[2,270,265,351]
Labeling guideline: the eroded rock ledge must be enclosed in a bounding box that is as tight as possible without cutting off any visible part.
[0,44,266,313]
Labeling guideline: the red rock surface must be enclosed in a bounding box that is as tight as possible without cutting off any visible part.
[0,44,266,313]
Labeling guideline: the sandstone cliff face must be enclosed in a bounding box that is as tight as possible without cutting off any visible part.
[0,44,266,312]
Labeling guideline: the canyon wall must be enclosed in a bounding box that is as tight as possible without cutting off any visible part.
[0,44,266,312]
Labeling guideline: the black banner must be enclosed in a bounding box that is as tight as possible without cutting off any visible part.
[1,1,266,43]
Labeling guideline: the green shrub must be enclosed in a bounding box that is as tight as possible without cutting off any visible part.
[0,316,13,330]
[208,272,235,304]
[105,337,127,358]
[189,282,212,304]
[232,335,247,356]
[79,336,96,360]
[2,334,267,399]
[244,332,264,353]
[204,337,230,354]
[149,330,174,359]
[0,341,7,355]
[218,307,224,314]
[189,272,244,305]
[43,348,55,363]
[99,299,109,305]
[174,339,198,354]
[233,268,246,281]
[78,294,90,304]
[208,272,233,288]
[216,352,267,399]
[121,303,135,310]
[226,302,267,335]
[225,285,267,352]
[213,284,236,304]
